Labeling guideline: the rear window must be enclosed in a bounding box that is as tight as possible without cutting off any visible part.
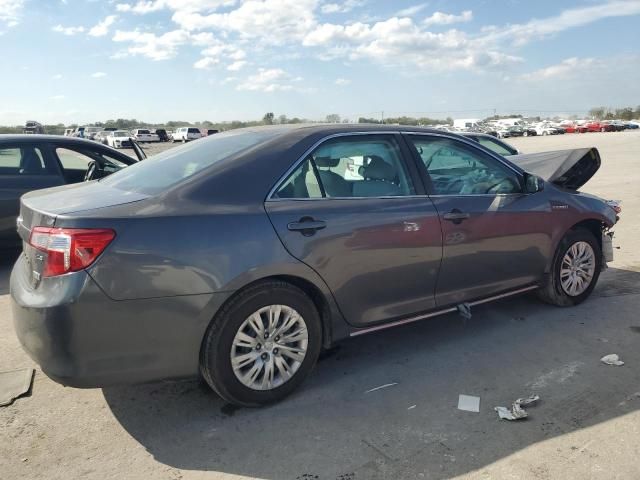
[100,129,281,194]
[137,129,150,134]
[188,128,200,134]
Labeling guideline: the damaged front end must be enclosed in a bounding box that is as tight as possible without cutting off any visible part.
[602,200,621,267]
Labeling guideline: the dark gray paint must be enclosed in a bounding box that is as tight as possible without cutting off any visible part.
[10,124,618,388]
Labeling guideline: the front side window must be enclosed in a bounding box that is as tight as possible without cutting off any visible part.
[408,135,521,195]
[274,135,415,199]
[474,136,517,156]
[273,159,323,199]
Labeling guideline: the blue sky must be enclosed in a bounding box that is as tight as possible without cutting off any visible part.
[0,0,639,124]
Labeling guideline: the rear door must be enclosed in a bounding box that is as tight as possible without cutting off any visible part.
[265,133,443,327]
[0,143,65,246]
[404,133,553,307]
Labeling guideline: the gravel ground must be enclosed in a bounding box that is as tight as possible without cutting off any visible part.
[1,130,639,480]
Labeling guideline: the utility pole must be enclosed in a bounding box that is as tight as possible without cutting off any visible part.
[381,111,384,124]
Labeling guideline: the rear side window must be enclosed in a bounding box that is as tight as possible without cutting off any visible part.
[56,148,93,170]
[476,137,516,156]
[188,128,200,134]
[101,129,281,194]
[0,146,50,175]
[273,159,323,199]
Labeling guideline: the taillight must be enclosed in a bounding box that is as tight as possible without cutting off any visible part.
[29,227,115,277]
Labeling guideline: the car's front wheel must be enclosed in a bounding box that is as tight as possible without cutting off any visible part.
[537,228,602,307]
[200,281,322,406]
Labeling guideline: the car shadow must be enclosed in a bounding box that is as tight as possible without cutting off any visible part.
[0,249,19,295]
[100,267,640,478]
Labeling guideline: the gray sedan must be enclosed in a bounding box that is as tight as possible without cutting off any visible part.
[11,125,619,406]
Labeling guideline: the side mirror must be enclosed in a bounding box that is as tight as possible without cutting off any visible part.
[525,174,544,194]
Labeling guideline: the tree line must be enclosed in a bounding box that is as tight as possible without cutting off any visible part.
[1,106,638,135]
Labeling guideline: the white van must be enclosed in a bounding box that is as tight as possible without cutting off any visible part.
[172,127,202,142]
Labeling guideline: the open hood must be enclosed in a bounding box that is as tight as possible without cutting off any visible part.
[508,147,600,190]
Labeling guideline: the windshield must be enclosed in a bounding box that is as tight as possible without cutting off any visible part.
[114,131,128,137]
[100,129,282,194]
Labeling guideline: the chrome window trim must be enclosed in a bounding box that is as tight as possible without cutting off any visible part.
[266,131,406,201]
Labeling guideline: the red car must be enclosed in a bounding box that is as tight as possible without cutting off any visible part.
[585,122,615,132]
[562,124,589,133]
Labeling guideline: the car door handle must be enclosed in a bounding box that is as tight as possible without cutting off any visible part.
[443,210,470,224]
[287,217,327,236]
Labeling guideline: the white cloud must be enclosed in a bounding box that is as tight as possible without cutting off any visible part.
[52,24,85,35]
[89,15,117,37]
[52,73,63,80]
[335,78,350,85]
[395,4,428,18]
[194,57,219,69]
[481,1,640,46]
[172,0,319,44]
[0,0,25,27]
[321,0,364,14]
[116,0,235,14]
[91,72,107,78]
[520,57,599,81]
[423,10,472,27]
[112,29,191,60]
[236,68,299,92]
[227,60,247,71]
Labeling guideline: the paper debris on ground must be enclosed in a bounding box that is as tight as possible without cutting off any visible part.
[494,395,540,420]
[601,354,624,366]
[458,394,480,413]
[457,303,472,320]
[0,368,34,407]
[365,383,398,393]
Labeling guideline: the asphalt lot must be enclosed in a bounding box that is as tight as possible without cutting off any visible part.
[1,131,639,480]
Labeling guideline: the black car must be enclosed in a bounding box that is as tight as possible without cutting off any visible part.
[155,129,170,142]
[0,135,144,248]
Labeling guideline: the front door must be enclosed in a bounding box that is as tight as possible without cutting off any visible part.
[265,133,443,327]
[404,134,553,307]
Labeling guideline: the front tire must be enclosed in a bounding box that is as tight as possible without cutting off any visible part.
[537,228,601,307]
[200,281,322,406]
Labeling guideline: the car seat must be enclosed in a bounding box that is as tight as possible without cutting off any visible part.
[315,156,351,197]
[353,156,402,197]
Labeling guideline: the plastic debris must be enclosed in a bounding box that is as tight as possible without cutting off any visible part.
[458,394,480,413]
[407,405,417,410]
[365,383,398,393]
[494,395,540,420]
[457,303,472,320]
[601,354,624,366]
[0,368,34,407]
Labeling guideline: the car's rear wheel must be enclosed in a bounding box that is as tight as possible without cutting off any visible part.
[200,281,322,406]
[537,228,601,307]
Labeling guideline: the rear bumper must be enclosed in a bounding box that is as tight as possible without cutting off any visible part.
[10,254,229,387]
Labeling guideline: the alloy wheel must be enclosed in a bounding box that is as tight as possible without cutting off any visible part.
[230,305,309,391]
[560,241,596,296]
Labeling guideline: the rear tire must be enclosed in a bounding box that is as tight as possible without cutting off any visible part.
[200,281,322,407]
[537,228,601,307]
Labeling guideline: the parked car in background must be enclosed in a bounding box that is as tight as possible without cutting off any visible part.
[561,124,588,134]
[84,127,103,140]
[154,129,170,142]
[623,121,639,129]
[106,130,134,149]
[461,132,519,156]
[585,122,615,133]
[94,131,111,145]
[522,126,537,137]
[64,128,74,136]
[23,121,45,134]
[207,129,219,136]
[131,129,160,143]
[9,125,619,407]
[534,124,559,136]
[173,127,203,142]
[0,135,142,248]
[603,121,626,132]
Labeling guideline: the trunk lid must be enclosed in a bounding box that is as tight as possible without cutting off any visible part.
[508,147,600,190]
[17,181,149,286]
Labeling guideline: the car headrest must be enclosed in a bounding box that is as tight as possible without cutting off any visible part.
[315,156,340,168]
[361,156,396,181]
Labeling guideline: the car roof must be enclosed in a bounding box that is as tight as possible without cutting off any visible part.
[0,134,109,146]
